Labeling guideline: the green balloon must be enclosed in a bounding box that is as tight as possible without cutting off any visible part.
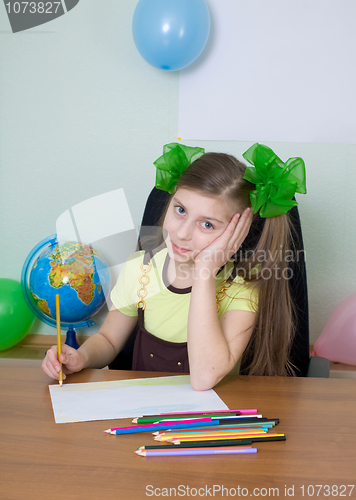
[0,278,36,351]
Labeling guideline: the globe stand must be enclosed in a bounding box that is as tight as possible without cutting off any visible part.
[65,326,80,350]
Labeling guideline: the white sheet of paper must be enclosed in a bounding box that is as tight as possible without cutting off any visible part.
[49,375,229,424]
[179,0,356,144]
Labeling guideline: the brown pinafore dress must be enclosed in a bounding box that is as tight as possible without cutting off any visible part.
[131,251,190,373]
[131,251,234,374]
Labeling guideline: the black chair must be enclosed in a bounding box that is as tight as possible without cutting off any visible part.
[109,187,329,377]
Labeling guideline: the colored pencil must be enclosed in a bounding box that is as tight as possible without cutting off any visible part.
[136,447,257,457]
[105,417,273,435]
[165,415,264,423]
[104,419,217,435]
[153,423,275,434]
[132,409,258,423]
[136,444,253,452]
[154,426,270,436]
[137,444,254,453]
[156,431,268,442]
[151,419,276,436]
[132,412,244,424]
[158,408,257,416]
[55,294,63,387]
[172,433,285,443]
[138,435,286,451]
[145,415,264,425]
[156,435,266,443]
[212,416,263,424]
[172,436,287,446]
[152,418,278,426]
[163,428,269,435]
[152,428,270,438]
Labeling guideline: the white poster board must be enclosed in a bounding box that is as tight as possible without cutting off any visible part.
[179,0,356,144]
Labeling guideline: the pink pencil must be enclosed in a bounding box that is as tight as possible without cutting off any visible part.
[136,447,258,457]
[158,408,257,416]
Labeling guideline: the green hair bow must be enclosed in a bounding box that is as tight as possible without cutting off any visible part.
[242,143,307,218]
[154,143,205,194]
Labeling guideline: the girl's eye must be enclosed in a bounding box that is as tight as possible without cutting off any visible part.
[201,221,214,230]
[175,205,185,215]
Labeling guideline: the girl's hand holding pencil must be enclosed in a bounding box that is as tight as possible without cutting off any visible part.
[42,344,85,381]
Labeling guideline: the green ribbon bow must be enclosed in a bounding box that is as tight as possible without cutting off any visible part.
[242,143,307,218]
[154,143,205,194]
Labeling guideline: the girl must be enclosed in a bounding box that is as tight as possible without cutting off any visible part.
[42,142,306,390]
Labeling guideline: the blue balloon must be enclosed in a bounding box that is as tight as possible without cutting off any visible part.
[132,0,210,71]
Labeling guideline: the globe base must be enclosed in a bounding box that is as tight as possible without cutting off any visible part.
[65,327,80,350]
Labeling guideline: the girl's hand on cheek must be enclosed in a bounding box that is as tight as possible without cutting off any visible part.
[194,208,253,278]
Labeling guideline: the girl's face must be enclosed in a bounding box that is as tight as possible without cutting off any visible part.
[163,188,235,265]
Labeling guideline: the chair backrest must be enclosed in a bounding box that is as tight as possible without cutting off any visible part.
[110,187,310,376]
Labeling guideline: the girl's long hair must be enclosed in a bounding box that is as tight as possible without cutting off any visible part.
[171,152,295,377]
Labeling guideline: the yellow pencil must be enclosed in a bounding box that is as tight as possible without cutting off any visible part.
[171,433,286,443]
[56,294,63,387]
[155,431,267,442]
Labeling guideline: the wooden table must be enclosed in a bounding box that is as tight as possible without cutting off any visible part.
[1,366,355,500]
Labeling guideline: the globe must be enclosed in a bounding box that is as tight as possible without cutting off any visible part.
[21,235,111,348]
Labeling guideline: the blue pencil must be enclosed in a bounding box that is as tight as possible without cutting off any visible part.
[104,419,217,435]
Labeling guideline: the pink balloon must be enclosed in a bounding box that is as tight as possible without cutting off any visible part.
[314,293,356,365]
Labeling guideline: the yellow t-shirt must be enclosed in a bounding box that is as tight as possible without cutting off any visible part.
[110,248,258,343]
